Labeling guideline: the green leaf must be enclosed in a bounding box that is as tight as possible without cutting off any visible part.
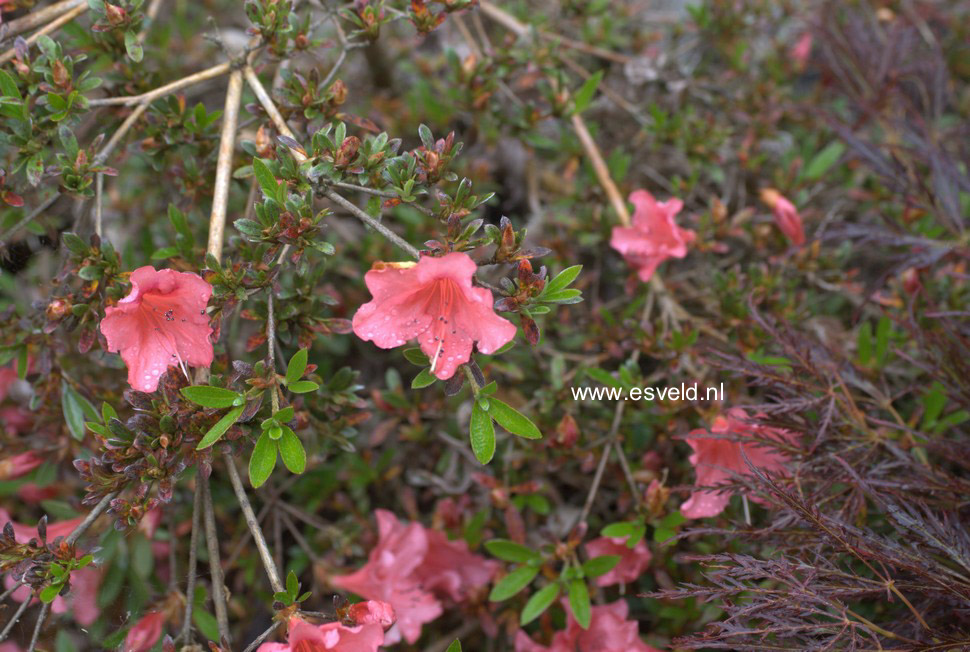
[572,71,603,115]
[486,398,541,439]
[520,582,560,625]
[196,406,245,450]
[542,265,582,296]
[40,583,64,604]
[249,430,278,488]
[180,385,242,408]
[489,565,538,602]
[278,427,306,474]
[567,579,591,629]
[411,368,437,389]
[921,383,946,430]
[61,232,88,255]
[802,141,845,181]
[287,380,319,394]
[582,554,620,578]
[403,348,430,366]
[285,349,308,385]
[601,522,635,538]
[193,607,220,642]
[253,157,279,199]
[62,382,97,441]
[286,570,299,598]
[445,640,462,652]
[0,70,21,100]
[124,30,144,62]
[857,321,873,365]
[470,401,496,464]
[585,367,622,389]
[274,406,295,423]
[875,315,891,366]
[484,539,540,564]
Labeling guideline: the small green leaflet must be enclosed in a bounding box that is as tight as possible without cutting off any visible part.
[196,406,245,450]
[470,401,495,464]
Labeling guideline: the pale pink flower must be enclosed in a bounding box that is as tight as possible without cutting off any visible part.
[0,451,44,481]
[514,599,661,652]
[331,510,442,644]
[583,536,652,587]
[790,31,813,68]
[681,408,797,519]
[124,610,165,652]
[257,616,384,652]
[346,600,395,627]
[414,527,499,602]
[99,266,214,393]
[352,252,517,380]
[0,642,23,652]
[610,190,695,282]
[760,188,805,247]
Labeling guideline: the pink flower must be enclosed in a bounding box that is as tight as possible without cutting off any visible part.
[681,408,797,519]
[583,536,651,587]
[257,617,384,652]
[0,451,44,481]
[124,610,165,652]
[346,600,395,627]
[331,509,496,644]
[790,31,813,68]
[760,188,805,247]
[610,190,695,282]
[99,266,214,393]
[352,253,517,380]
[514,599,661,652]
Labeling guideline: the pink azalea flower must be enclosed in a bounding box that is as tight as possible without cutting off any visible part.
[0,643,23,652]
[124,610,165,652]
[0,451,44,481]
[352,252,517,380]
[346,600,396,627]
[681,408,797,519]
[583,536,652,587]
[331,510,441,644]
[99,266,214,393]
[414,527,499,602]
[514,599,661,652]
[610,189,695,282]
[760,188,805,247]
[257,616,385,652]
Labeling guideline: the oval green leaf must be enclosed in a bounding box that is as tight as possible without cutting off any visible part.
[489,565,538,602]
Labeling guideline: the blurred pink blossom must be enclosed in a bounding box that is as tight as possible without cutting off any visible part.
[514,599,661,652]
[123,611,165,652]
[0,451,44,481]
[610,190,695,282]
[583,535,652,587]
[257,616,385,652]
[760,188,805,247]
[681,407,797,519]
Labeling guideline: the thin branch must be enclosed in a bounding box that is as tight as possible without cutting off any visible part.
[207,69,244,263]
[0,193,59,249]
[1,0,85,39]
[135,0,165,43]
[0,3,87,65]
[573,398,627,530]
[0,595,31,643]
[200,473,231,643]
[321,188,421,260]
[570,112,630,226]
[178,485,203,644]
[241,622,281,652]
[25,601,49,652]
[222,452,285,594]
[243,66,297,142]
[87,62,231,106]
[65,490,117,546]
[0,580,23,603]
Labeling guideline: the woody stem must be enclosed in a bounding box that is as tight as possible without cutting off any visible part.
[321,188,421,261]
[200,473,231,643]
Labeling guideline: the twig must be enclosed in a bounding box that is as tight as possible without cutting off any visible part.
[94,172,104,238]
[573,398,627,530]
[570,113,630,226]
[25,601,49,652]
[477,1,631,64]
[0,580,23,603]
[241,622,281,652]
[243,66,296,141]
[65,491,117,546]
[0,595,30,643]
[87,63,231,106]
[0,193,59,248]
[1,0,85,39]
[0,3,87,65]
[222,453,286,594]
[200,474,231,643]
[321,188,421,260]
[93,100,151,239]
[178,485,203,644]
[207,69,244,263]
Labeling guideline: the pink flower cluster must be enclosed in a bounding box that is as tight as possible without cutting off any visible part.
[331,509,498,644]
[257,610,393,652]
[610,189,695,282]
[681,407,797,519]
[515,599,661,652]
